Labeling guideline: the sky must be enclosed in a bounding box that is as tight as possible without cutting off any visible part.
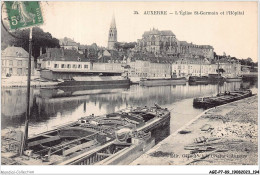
[10,1,260,61]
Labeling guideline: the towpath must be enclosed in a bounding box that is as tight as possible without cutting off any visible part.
[130,95,258,165]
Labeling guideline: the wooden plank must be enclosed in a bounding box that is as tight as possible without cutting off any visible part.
[28,136,61,147]
[97,153,111,157]
[63,140,98,156]
[41,134,56,138]
[58,140,115,165]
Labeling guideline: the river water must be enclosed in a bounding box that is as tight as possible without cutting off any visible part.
[1,80,257,140]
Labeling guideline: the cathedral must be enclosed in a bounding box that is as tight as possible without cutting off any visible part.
[135,28,214,60]
[107,14,117,50]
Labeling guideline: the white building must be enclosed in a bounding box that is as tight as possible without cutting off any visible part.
[1,46,35,76]
[171,57,241,78]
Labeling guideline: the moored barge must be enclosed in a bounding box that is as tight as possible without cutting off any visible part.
[139,77,186,86]
[193,89,253,108]
[58,76,130,88]
[225,76,242,82]
[2,105,170,165]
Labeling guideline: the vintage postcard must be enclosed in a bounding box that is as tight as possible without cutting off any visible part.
[1,1,258,174]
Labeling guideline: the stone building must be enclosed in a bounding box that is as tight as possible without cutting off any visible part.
[38,48,124,80]
[171,57,241,78]
[172,57,212,78]
[1,46,35,76]
[107,14,117,50]
[135,28,214,60]
[59,37,80,51]
[127,60,171,81]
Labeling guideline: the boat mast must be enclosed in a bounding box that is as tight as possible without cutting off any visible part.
[199,57,201,77]
[217,55,220,94]
[20,27,33,156]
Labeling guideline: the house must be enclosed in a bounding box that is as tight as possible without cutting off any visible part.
[59,37,80,51]
[38,48,125,80]
[127,60,171,79]
[172,57,211,78]
[1,46,35,76]
[171,56,241,78]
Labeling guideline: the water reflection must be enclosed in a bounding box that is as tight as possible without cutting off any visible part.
[1,81,257,137]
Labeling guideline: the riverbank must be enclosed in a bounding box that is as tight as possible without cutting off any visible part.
[130,95,258,165]
[1,76,60,87]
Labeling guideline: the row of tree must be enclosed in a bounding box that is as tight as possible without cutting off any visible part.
[213,52,257,68]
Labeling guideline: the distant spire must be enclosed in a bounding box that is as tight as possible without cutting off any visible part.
[110,13,116,29]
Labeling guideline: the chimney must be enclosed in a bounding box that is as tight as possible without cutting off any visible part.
[61,47,65,61]
[46,47,50,58]
[61,47,64,57]
[40,47,42,56]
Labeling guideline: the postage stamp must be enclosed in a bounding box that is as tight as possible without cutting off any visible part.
[4,1,43,30]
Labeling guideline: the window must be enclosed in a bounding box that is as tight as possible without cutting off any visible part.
[61,64,65,68]
[67,64,71,68]
[78,64,82,68]
[84,65,88,69]
[17,68,22,75]
[73,64,77,68]
[9,68,13,74]
[23,60,27,66]
[54,64,59,68]
[9,60,13,66]
[17,60,22,66]
[48,61,50,66]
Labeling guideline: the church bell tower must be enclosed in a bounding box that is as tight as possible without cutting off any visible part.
[108,14,117,50]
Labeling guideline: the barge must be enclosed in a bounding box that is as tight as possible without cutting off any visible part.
[188,75,226,85]
[193,89,253,108]
[139,77,186,86]
[2,105,170,165]
[58,76,130,88]
[225,76,242,82]
[188,76,209,84]
[38,84,130,99]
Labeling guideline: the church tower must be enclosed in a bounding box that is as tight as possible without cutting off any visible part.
[108,14,117,50]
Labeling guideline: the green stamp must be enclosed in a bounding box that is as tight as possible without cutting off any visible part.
[5,1,43,30]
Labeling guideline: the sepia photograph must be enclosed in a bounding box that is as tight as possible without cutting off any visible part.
[0,1,258,174]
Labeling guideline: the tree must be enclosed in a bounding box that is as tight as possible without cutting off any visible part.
[1,25,60,61]
[114,42,136,51]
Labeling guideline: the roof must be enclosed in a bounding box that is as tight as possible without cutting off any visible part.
[59,37,79,46]
[88,43,98,50]
[161,30,175,36]
[1,46,34,59]
[107,50,119,57]
[179,41,192,46]
[174,57,210,64]
[110,14,116,29]
[79,45,88,50]
[39,48,87,62]
[142,29,175,38]
[179,41,213,49]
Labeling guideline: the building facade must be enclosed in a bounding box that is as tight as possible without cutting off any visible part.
[135,28,214,60]
[107,14,117,50]
[1,46,35,76]
[127,60,171,79]
[38,48,125,80]
[172,57,241,78]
